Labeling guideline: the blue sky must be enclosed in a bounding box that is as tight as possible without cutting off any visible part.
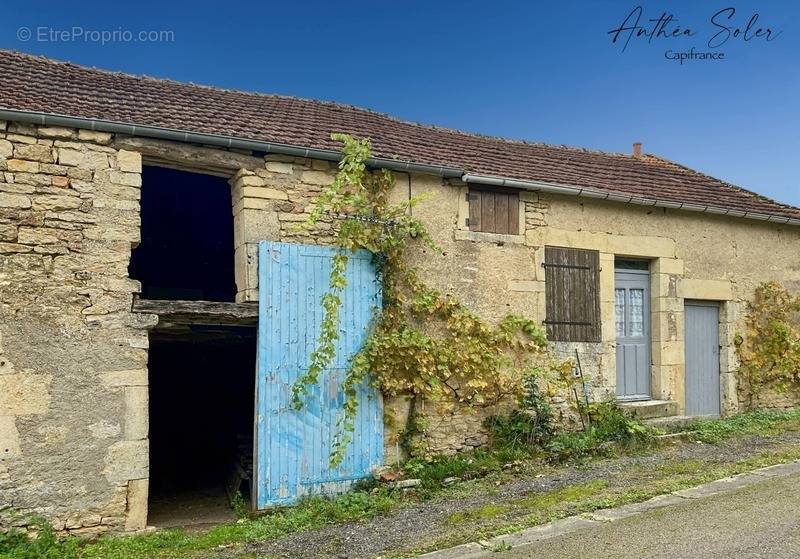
[3,1,798,205]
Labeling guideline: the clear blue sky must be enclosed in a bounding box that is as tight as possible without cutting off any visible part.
[3,1,798,205]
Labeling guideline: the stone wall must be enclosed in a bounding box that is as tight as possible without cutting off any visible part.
[0,122,152,535]
[381,396,515,461]
[539,195,800,413]
[748,388,800,411]
[231,154,800,452]
[228,156,339,302]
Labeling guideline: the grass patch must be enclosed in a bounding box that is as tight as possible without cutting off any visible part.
[0,519,82,559]
[684,409,800,443]
[402,446,535,495]
[534,401,656,462]
[448,503,509,525]
[87,491,397,559]
[0,490,398,559]
[513,480,608,510]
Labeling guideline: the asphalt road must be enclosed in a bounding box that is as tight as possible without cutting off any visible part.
[499,471,800,559]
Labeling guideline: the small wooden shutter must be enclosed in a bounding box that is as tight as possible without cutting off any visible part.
[544,246,601,342]
[468,188,519,235]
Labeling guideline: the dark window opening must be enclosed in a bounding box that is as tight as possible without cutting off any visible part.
[130,166,236,301]
[148,327,256,528]
[544,246,601,342]
[467,187,520,235]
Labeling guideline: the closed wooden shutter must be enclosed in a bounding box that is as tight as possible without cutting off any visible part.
[544,246,601,342]
[468,188,519,235]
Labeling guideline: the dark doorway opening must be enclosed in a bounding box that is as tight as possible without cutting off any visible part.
[147,326,256,528]
[130,166,236,301]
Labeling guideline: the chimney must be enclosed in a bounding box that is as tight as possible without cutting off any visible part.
[632,142,642,158]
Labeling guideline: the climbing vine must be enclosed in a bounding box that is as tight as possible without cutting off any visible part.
[292,134,554,466]
[736,281,800,408]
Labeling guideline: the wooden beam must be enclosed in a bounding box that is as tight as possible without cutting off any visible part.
[132,298,259,327]
[114,136,265,177]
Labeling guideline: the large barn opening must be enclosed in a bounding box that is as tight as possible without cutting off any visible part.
[147,326,256,528]
[129,166,236,301]
[130,164,257,527]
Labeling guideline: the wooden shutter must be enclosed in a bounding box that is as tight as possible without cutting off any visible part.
[544,246,601,342]
[468,188,519,235]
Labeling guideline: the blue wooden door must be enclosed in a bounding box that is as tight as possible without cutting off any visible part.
[255,241,384,508]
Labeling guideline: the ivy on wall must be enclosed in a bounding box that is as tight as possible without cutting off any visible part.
[291,134,562,465]
[736,281,800,408]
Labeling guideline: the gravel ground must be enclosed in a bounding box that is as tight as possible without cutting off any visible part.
[211,430,800,559]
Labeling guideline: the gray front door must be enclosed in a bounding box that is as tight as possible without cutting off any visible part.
[615,266,651,399]
[684,301,721,416]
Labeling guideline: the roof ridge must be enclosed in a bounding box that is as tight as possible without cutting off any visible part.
[0,49,637,160]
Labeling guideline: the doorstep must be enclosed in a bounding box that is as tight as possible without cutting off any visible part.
[645,414,718,430]
[617,399,679,420]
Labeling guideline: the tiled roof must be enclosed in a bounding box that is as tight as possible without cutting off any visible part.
[1,50,797,221]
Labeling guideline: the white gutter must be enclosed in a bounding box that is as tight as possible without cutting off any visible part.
[462,174,800,227]
[1,108,796,227]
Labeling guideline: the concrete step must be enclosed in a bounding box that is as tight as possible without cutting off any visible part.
[645,414,719,430]
[618,399,679,420]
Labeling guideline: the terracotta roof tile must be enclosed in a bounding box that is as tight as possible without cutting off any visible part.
[1,50,797,221]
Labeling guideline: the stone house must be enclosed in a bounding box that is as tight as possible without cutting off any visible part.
[0,50,798,533]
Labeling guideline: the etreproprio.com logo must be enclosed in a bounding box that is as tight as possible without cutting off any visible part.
[17,26,174,45]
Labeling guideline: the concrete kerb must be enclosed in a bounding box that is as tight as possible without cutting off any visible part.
[748,460,800,478]
[584,493,685,522]
[418,459,800,558]
[420,543,487,559]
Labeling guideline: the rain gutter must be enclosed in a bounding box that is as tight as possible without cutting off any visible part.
[462,173,800,227]
[1,108,796,226]
[0,109,463,178]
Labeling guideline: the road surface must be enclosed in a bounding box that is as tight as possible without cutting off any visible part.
[499,471,800,559]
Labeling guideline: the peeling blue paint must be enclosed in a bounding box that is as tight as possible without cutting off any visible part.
[255,241,384,508]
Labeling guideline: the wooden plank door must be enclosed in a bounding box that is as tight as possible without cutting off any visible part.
[614,268,651,400]
[684,301,721,416]
[254,241,384,508]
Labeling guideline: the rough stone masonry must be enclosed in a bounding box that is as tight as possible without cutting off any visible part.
[0,121,151,535]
